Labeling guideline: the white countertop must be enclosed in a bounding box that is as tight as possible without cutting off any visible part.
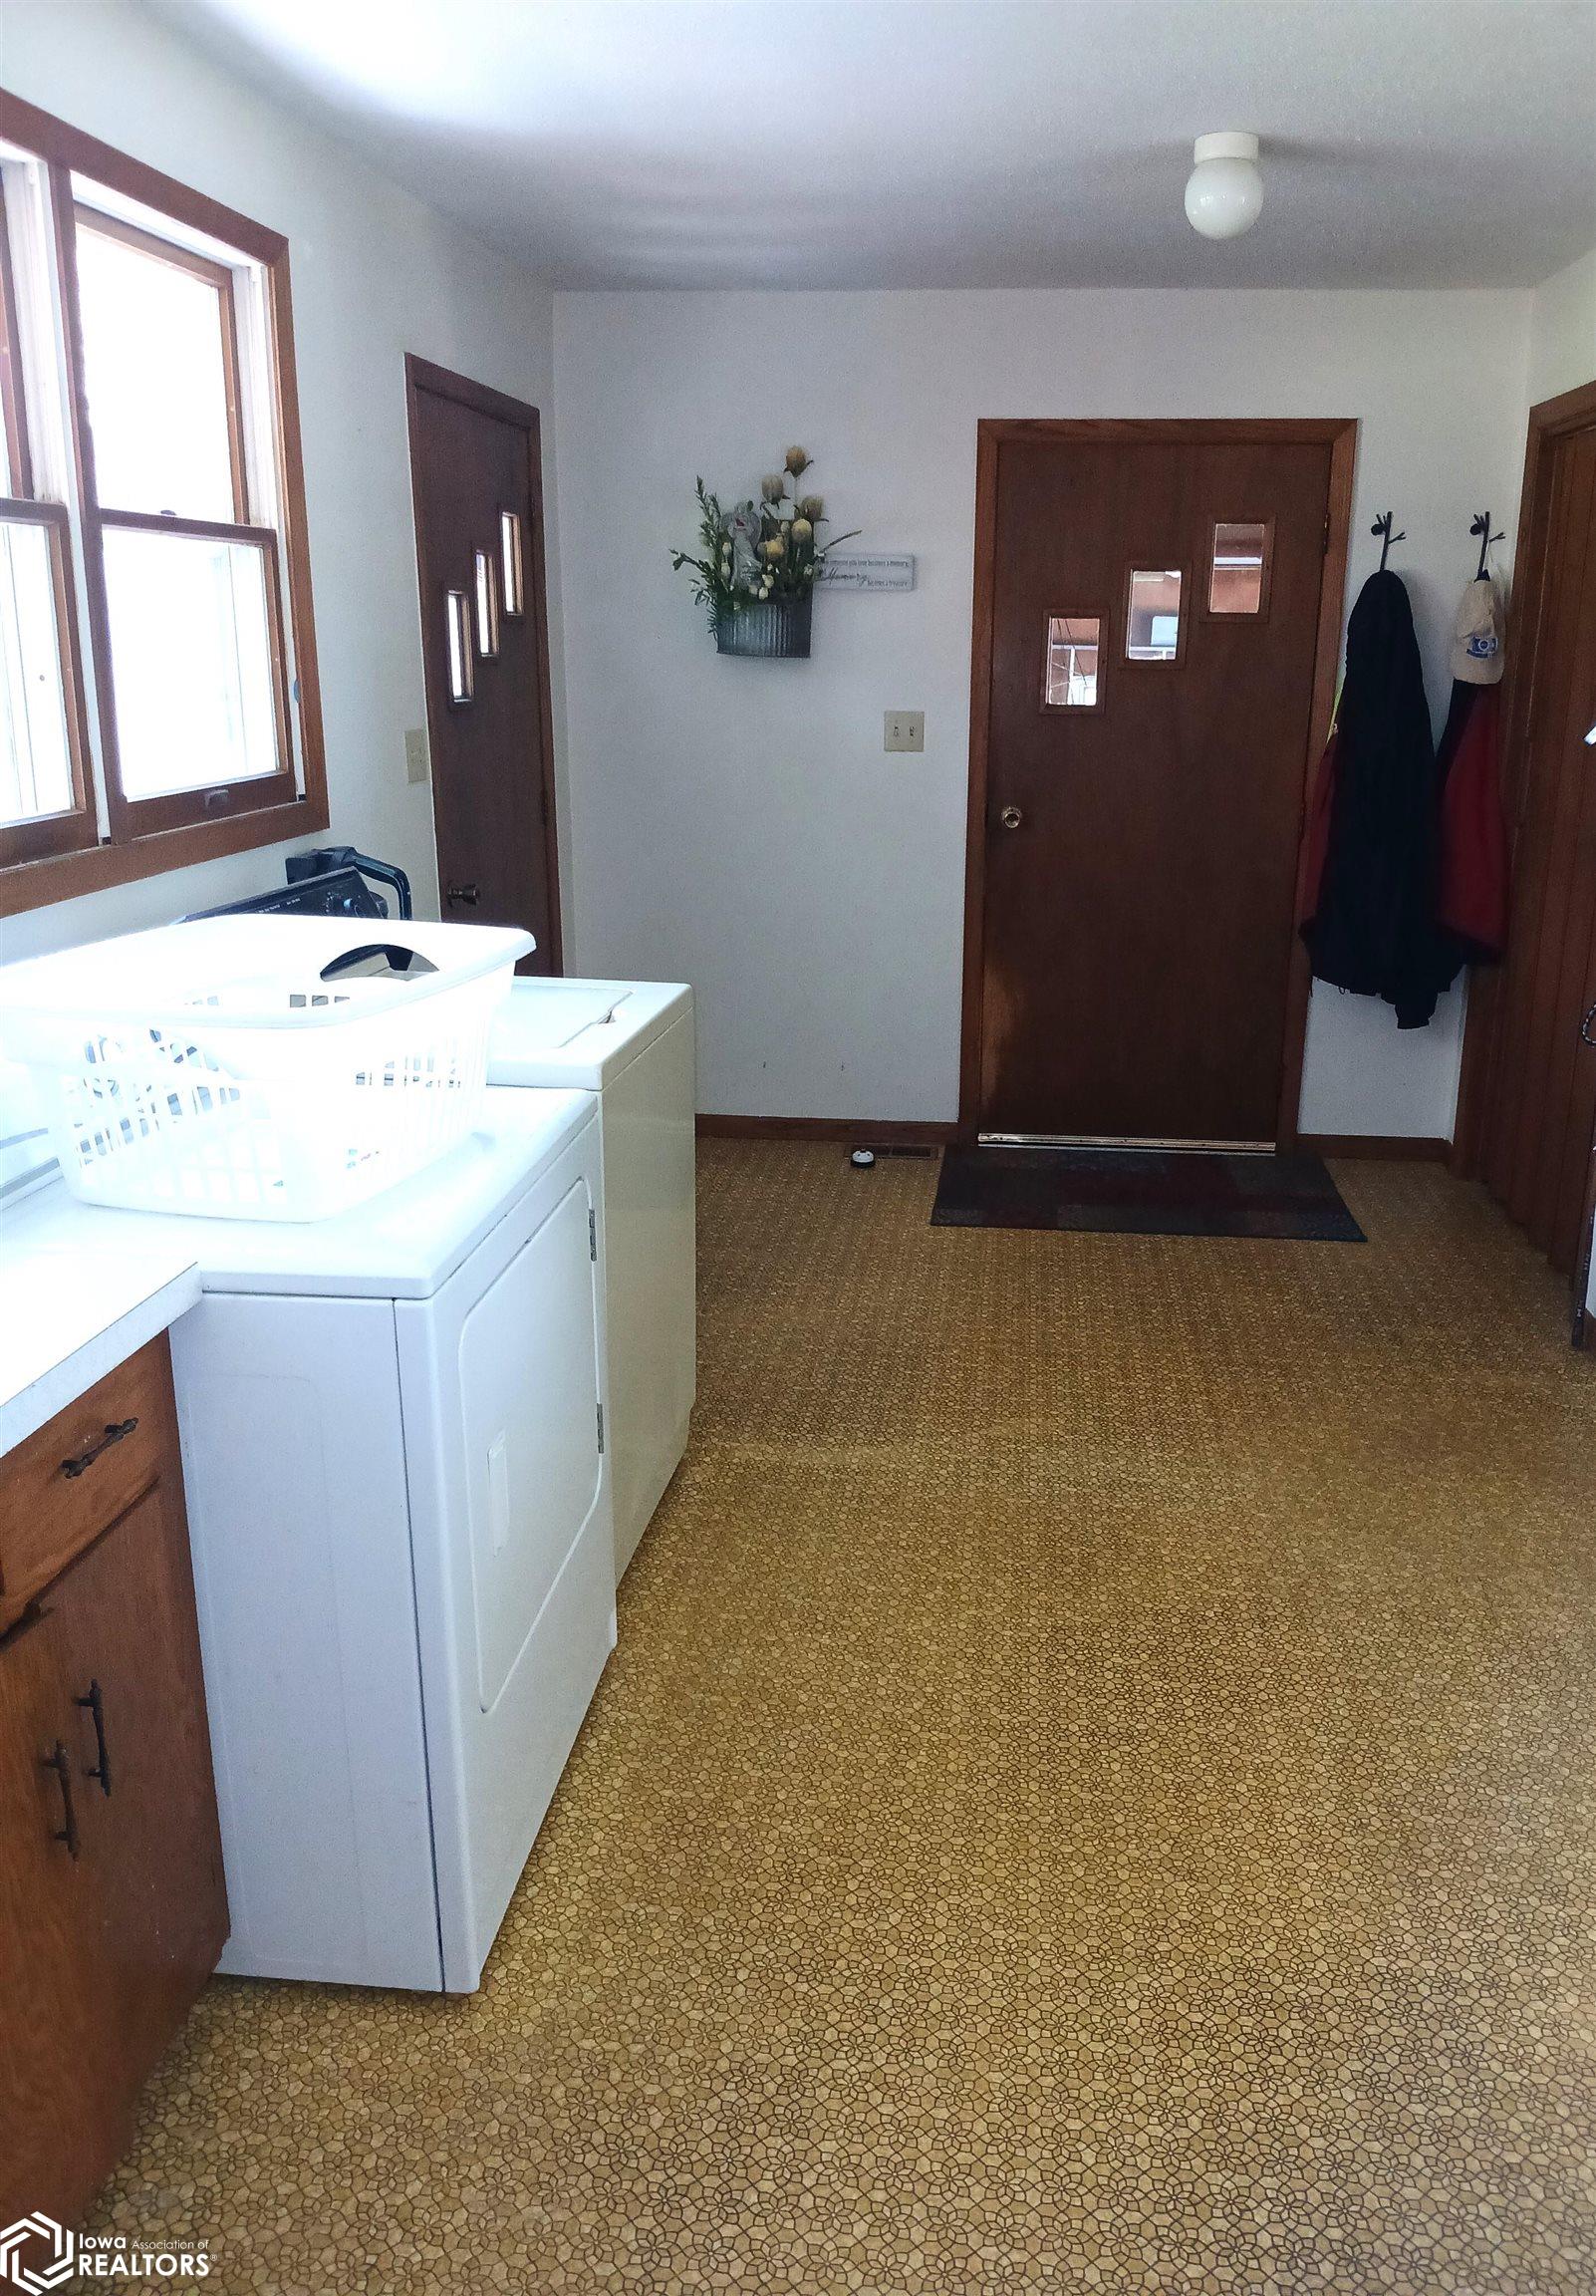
[0,1231,200,1456]
[0,1087,594,1455]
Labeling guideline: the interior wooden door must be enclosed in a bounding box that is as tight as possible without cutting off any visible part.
[1467,386,1596,1277]
[406,355,562,971]
[968,424,1346,1146]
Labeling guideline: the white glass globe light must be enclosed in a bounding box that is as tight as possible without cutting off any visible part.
[1184,132,1263,240]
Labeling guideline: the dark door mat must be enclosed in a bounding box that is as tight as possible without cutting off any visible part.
[931,1145,1365,1241]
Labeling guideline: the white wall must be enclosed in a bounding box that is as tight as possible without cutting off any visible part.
[1529,247,1596,404]
[0,1,567,962]
[554,287,1529,1132]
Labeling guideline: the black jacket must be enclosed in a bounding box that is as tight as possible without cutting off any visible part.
[1300,570,1444,1029]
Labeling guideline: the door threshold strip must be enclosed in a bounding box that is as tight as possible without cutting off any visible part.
[977,1134,1276,1155]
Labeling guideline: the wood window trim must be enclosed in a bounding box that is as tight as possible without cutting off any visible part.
[958,416,1359,1149]
[59,171,298,855]
[0,89,285,265]
[0,497,98,868]
[0,92,327,920]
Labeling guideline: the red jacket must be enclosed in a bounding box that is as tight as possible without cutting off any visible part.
[1298,683,1508,974]
[1436,684,1507,961]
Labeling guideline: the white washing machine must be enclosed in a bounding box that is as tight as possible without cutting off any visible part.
[6,1087,617,1992]
[489,981,695,1578]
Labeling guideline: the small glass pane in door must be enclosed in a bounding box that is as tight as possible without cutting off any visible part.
[474,546,500,659]
[500,511,525,619]
[1042,614,1101,710]
[1125,568,1183,662]
[445,588,473,705]
[1208,521,1271,616]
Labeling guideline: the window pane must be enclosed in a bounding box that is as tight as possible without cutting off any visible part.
[1042,614,1100,709]
[102,524,280,798]
[75,219,236,521]
[0,227,21,498]
[500,510,524,618]
[1126,567,1183,661]
[473,544,499,659]
[445,589,473,704]
[0,519,73,824]
[1209,521,1270,616]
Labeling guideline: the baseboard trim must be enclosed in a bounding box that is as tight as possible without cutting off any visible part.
[696,1114,955,1147]
[1297,1132,1451,1161]
[695,1118,1448,1160]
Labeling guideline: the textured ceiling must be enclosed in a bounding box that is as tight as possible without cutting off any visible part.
[161,0,1596,290]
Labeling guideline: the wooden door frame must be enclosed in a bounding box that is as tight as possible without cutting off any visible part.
[403,352,564,971]
[1452,376,1596,1209]
[957,416,1358,1147]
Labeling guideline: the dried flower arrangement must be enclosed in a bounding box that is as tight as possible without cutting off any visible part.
[670,447,859,657]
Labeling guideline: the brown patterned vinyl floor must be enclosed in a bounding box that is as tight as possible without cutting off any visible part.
[88,1147,1596,2294]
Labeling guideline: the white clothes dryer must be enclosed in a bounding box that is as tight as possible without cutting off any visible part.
[489,981,695,1578]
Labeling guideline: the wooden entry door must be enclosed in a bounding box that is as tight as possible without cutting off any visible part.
[1458,381,1596,1285]
[405,355,561,970]
[964,421,1352,1146]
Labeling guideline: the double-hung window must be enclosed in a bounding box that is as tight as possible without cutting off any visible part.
[0,93,326,913]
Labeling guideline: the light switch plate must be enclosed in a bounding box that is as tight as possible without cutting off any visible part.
[884,711,925,753]
[404,726,429,785]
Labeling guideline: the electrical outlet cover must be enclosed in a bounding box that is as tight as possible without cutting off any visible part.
[404,726,429,785]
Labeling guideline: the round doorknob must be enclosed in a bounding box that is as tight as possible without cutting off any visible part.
[998,804,1023,830]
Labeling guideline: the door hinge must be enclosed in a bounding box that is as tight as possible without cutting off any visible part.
[1322,514,1331,556]
[588,1208,597,1262]
[596,1402,605,1455]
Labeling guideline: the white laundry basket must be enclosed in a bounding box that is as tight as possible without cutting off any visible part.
[0,916,533,1220]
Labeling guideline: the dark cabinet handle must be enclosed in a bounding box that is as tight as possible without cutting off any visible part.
[60,1417,137,1480]
[42,1742,80,1858]
[1582,1004,1596,1048]
[445,883,479,907]
[76,1679,111,1797]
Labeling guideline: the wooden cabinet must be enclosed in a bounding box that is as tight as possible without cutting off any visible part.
[0,1592,126,2224]
[0,1336,226,2228]
[0,1343,172,1632]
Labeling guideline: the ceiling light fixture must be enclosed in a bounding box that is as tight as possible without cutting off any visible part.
[1185,132,1263,241]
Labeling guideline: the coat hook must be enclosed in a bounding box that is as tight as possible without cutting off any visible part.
[1469,509,1503,582]
[1371,510,1405,573]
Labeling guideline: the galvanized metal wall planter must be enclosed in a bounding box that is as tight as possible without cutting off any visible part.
[670,449,857,661]
[714,594,814,659]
